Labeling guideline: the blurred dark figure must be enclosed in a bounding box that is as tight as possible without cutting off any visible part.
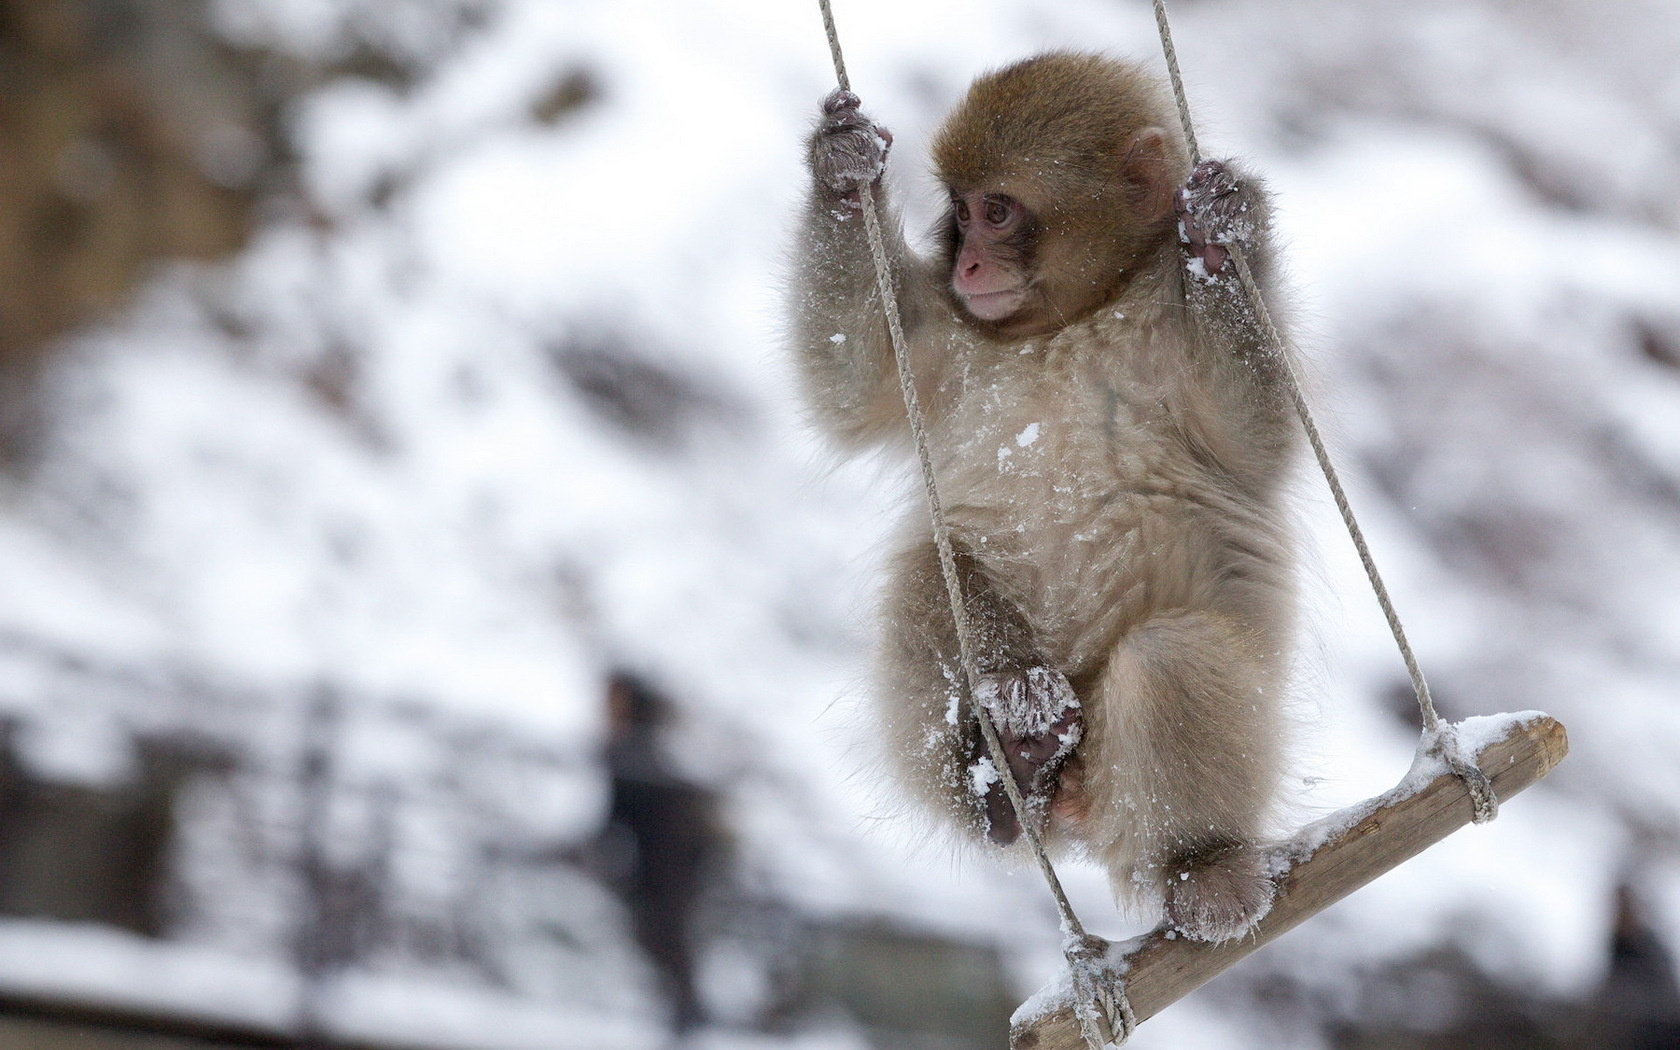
[597,671,724,1033]
[1594,885,1680,1050]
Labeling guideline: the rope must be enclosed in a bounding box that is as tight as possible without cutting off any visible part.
[1149,0,1199,168]
[815,2,1125,1045]
[820,0,850,91]
[1150,0,1495,824]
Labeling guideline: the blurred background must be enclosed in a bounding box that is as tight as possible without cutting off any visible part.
[0,1,1677,1048]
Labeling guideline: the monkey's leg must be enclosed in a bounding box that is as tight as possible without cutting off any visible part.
[1076,609,1285,942]
[876,540,1081,848]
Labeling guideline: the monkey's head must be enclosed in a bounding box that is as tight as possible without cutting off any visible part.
[932,52,1188,338]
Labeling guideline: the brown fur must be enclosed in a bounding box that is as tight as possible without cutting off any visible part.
[932,53,1170,201]
[790,52,1299,941]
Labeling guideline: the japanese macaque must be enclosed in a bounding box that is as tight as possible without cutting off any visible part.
[790,52,1298,943]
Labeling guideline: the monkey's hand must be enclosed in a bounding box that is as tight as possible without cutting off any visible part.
[972,666,1082,846]
[1175,159,1256,278]
[808,89,893,198]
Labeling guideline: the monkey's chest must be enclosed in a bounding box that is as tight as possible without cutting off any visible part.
[935,373,1201,655]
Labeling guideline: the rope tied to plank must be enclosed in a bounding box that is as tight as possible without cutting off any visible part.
[815,3,1133,1047]
[1148,0,1497,824]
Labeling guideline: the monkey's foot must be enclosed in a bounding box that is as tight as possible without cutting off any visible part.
[1175,159,1253,276]
[811,89,892,196]
[1163,842,1275,943]
[972,667,1082,845]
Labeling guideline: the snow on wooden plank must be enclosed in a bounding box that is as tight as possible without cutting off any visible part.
[1012,712,1570,1049]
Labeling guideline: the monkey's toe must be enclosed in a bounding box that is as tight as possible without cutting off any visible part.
[1050,759,1087,823]
[982,781,1021,845]
[1164,843,1275,943]
[976,666,1080,738]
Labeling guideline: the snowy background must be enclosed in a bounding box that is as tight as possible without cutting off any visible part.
[2,0,1679,1048]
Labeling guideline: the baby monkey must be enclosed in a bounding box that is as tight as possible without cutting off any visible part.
[791,52,1298,942]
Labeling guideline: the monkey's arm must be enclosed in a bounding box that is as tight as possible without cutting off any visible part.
[1175,159,1297,469]
[792,91,948,447]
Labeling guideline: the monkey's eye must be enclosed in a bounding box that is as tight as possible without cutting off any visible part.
[954,199,971,223]
[983,197,1015,227]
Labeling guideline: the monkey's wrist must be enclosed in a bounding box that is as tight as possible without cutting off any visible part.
[814,187,867,215]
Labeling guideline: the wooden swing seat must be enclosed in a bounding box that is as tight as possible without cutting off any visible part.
[1012,712,1570,1048]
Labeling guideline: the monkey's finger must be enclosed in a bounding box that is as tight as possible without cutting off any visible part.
[1185,158,1226,190]
[822,88,862,114]
[1173,186,1201,224]
[820,115,874,143]
[828,122,889,158]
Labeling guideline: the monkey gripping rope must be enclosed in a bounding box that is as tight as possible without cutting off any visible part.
[816,4,1133,1048]
[1149,0,1496,823]
[812,2,1493,1044]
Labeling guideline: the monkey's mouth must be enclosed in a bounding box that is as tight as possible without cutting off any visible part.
[960,288,1029,322]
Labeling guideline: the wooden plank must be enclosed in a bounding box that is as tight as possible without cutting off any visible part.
[1011,712,1570,1049]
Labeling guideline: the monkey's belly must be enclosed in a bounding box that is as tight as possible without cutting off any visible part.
[936,360,1266,671]
[953,479,1198,669]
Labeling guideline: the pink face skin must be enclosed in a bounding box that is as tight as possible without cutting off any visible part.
[950,192,1030,322]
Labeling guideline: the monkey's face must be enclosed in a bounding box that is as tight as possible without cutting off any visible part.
[948,190,1039,327]
[942,183,1145,340]
[934,64,1187,342]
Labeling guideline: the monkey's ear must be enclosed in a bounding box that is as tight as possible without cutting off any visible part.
[1120,127,1175,222]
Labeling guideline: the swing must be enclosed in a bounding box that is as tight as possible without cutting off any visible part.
[810,3,1570,1047]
